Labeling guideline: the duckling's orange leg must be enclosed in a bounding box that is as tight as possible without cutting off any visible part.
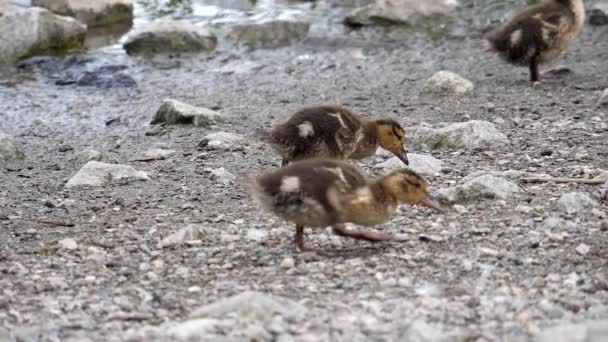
[295,225,315,252]
[332,224,392,242]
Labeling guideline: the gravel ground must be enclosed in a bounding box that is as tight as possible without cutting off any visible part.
[1,0,608,341]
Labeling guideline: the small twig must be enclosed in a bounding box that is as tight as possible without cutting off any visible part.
[521,177,606,185]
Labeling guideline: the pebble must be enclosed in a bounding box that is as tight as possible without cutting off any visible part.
[188,286,202,293]
[576,243,590,256]
[280,257,295,269]
[453,204,467,213]
[58,238,78,250]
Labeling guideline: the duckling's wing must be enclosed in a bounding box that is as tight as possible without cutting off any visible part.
[276,107,363,159]
[248,159,366,226]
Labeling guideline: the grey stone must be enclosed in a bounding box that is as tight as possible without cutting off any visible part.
[598,89,608,106]
[158,224,211,248]
[71,149,103,164]
[227,10,310,49]
[557,192,598,214]
[32,0,133,28]
[589,3,608,26]
[345,0,458,27]
[375,153,443,176]
[536,320,608,342]
[190,291,307,321]
[393,318,462,342]
[200,132,246,151]
[208,167,236,185]
[140,148,177,161]
[66,161,150,188]
[422,70,474,95]
[0,131,25,160]
[152,99,223,128]
[409,120,508,150]
[437,175,520,204]
[541,216,567,231]
[0,7,86,64]
[123,19,217,55]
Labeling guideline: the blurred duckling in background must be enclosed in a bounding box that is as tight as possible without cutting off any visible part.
[244,158,442,252]
[482,0,585,84]
[257,105,409,166]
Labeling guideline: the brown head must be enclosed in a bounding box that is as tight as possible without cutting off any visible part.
[379,169,443,212]
[375,119,408,165]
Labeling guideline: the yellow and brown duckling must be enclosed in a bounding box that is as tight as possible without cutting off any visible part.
[243,158,443,252]
[482,0,585,84]
[257,105,409,166]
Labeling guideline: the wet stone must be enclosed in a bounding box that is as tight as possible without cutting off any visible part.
[31,0,133,28]
[123,19,217,55]
[226,10,310,49]
[0,7,86,63]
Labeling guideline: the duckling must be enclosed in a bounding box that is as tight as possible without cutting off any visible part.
[482,0,585,84]
[257,105,409,166]
[243,158,442,252]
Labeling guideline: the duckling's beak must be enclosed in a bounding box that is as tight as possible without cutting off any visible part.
[396,146,409,165]
[421,193,444,213]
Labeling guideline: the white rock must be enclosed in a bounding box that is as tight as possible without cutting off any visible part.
[345,0,458,26]
[58,238,78,250]
[208,167,236,185]
[158,224,210,248]
[152,99,223,128]
[201,131,246,151]
[393,319,446,342]
[280,257,295,269]
[375,153,443,176]
[190,291,307,321]
[453,204,467,213]
[140,148,177,160]
[226,10,310,49]
[536,320,608,342]
[437,175,520,204]
[409,120,508,150]
[123,19,217,55]
[557,192,598,214]
[0,131,25,160]
[246,228,268,243]
[598,89,608,106]
[32,0,133,27]
[66,161,150,188]
[0,7,86,64]
[167,318,227,340]
[576,243,590,256]
[422,70,473,95]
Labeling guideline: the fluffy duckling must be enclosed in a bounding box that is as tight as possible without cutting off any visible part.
[482,0,585,84]
[244,158,442,252]
[257,105,409,166]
